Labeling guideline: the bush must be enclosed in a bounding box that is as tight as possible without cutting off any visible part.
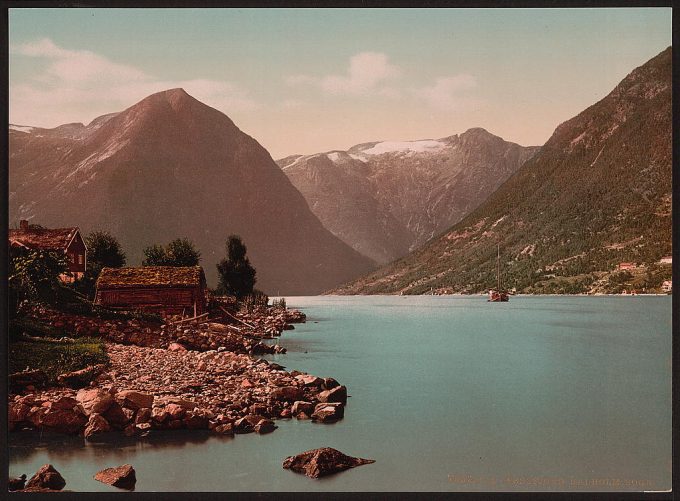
[241,290,269,312]
[9,248,67,318]
[272,297,287,310]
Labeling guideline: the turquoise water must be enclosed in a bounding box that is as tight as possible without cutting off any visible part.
[9,296,672,492]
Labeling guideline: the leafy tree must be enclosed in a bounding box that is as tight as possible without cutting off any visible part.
[216,235,257,298]
[75,231,126,298]
[165,238,201,266]
[9,248,67,318]
[86,231,126,269]
[142,244,168,266]
[142,238,201,267]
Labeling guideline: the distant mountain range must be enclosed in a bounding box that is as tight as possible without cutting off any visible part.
[278,129,537,265]
[333,47,672,295]
[9,88,375,294]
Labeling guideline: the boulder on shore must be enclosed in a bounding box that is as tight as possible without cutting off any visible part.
[25,464,66,490]
[270,386,304,402]
[311,402,344,423]
[116,390,154,410]
[282,447,375,478]
[36,406,88,434]
[76,388,115,416]
[94,464,136,490]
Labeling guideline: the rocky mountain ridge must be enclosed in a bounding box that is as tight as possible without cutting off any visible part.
[278,128,538,264]
[9,88,375,294]
[332,47,672,295]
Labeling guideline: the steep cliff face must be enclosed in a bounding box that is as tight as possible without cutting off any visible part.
[333,47,672,294]
[279,128,537,264]
[10,89,376,294]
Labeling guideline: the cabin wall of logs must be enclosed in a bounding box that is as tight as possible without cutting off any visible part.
[94,266,207,318]
[95,286,205,317]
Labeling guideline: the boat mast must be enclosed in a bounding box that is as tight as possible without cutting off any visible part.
[497,243,501,292]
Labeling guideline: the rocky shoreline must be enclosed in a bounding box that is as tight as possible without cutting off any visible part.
[9,306,348,441]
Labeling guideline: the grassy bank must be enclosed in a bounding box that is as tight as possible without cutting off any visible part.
[9,337,109,385]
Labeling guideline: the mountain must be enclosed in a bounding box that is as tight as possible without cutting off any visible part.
[9,89,376,294]
[333,47,672,295]
[277,129,537,264]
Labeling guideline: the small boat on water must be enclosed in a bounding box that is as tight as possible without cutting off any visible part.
[488,244,509,302]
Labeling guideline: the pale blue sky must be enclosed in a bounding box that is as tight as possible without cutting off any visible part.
[9,8,672,158]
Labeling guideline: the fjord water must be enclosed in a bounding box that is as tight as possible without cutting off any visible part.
[9,296,671,492]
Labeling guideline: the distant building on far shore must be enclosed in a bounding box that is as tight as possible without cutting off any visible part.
[659,256,672,264]
[662,280,672,293]
[618,262,636,271]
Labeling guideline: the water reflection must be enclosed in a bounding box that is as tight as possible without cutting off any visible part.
[10,430,217,463]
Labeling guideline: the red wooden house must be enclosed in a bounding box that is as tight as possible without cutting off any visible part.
[94,266,207,317]
[9,220,87,282]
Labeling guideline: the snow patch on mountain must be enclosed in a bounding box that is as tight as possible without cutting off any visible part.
[58,138,130,188]
[361,140,447,156]
[349,153,368,162]
[10,125,34,133]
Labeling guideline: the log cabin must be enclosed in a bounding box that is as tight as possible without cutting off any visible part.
[95,266,207,317]
[9,220,87,282]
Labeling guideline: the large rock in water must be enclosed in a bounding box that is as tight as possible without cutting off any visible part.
[94,464,136,490]
[25,464,66,490]
[317,385,347,404]
[282,448,375,478]
[311,402,344,423]
[84,413,112,440]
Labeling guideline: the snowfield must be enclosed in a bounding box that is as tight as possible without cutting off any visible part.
[10,125,34,133]
[361,140,447,155]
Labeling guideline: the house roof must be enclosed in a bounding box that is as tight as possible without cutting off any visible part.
[96,266,206,289]
[9,227,80,252]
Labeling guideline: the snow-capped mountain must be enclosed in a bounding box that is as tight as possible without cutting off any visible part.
[278,129,538,264]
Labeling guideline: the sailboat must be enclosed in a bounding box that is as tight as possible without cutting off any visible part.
[488,244,509,302]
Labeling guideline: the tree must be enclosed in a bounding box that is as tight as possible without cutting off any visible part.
[165,238,201,266]
[142,244,169,266]
[216,235,256,298]
[142,238,201,267]
[86,231,126,269]
[76,231,126,298]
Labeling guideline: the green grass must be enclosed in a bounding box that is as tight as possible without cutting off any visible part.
[9,337,109,385]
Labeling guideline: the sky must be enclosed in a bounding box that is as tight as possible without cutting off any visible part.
[8,8,672,158]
